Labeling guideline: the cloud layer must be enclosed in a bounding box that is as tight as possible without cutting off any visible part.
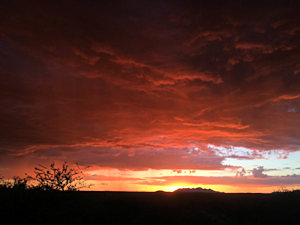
[1,0,300,190]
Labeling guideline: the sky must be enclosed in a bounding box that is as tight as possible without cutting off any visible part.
[1,0,300,193]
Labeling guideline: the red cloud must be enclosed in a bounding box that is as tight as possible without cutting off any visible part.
[1,0,300,191]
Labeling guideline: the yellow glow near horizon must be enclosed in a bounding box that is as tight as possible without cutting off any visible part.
[164,185,193,192]
[84,179,299,193]
[83,168,300,193]
[161,183,226,192]
[160,184,283,193]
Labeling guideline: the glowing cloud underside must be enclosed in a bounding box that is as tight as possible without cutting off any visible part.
[1,1,300,192]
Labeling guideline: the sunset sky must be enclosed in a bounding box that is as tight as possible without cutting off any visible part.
[1,0,300,193]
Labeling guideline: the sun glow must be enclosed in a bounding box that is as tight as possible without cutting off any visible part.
[165,185,191,192]
[161,183,251,193]
[163,183,219,192]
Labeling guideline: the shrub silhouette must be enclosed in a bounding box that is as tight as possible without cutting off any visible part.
[0,176,29,190]
[28,162,89,191]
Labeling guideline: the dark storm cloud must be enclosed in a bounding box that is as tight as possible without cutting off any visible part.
[1,0,300,173]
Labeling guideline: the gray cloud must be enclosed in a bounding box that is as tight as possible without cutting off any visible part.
[252,166,268,178]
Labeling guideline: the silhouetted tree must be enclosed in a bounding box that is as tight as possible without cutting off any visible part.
[28,162,89,191]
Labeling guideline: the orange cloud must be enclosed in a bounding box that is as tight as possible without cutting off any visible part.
[1,0,300,192]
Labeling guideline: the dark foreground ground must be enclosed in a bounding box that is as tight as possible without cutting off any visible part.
[1,190,300,225]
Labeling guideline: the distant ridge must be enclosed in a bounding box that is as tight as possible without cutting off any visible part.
[174,187,222,193]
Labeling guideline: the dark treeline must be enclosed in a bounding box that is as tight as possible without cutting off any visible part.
[1,190,300,225]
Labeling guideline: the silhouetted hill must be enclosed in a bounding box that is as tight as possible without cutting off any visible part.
[1,190,300,225]
[272,189,300,194]
[174,187,221,193]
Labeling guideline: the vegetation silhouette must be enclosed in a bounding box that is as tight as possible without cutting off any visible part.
[28,162,89,191]
[0,176,28,191]
[1,164,300,225]
[0,161,89,191]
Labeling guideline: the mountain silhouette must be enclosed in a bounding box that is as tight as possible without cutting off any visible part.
[174,187,221,193]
